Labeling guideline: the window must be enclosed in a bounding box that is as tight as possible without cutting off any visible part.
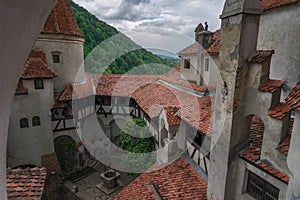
[247,171,279,200]
[52,54,60,64]
[34,79,44,89]
[32,116,41,126]
[184,59,191,69]
[20,118,29,128]
[205,58,209,71]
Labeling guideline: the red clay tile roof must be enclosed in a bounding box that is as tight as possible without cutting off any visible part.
[161,66,215,93]
[258,79,285,93]
[268,103,292,120]
[241,116,264,162]
[205,40,220,54]
[164,107,181,126]
[15,80,28,95]
[53,92,65,108]
[276,118,294,156]
[133,82,180,119]
[249,50,274,63]
[93,72,213,135]
[42,0,84,38]
[20,50,56,79]
[205,30,220,54]
[258,162,289,183]
[59,73,94,101]
[276,135,291,156]
[178,30,221,56]
[29,49,48,64]
[178,96,213,136]
[94,74,160,97]
[114,156,207,200]
[286,82,300,111]
[132,82,213,135]
[6,167,47,199]
[41,153,62,174]
[178,43,199,55]
[261,0,299,12]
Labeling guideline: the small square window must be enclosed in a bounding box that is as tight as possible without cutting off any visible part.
[246,171,279,200]
[184,59,191,69]
[34,79,44,89]
[52,54,60,63]
[205,58,209,71]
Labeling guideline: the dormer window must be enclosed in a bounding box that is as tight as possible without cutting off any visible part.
[34,79,44,89]
[52,52,61,64]
[184,59,191,69]
[205,58,209,71]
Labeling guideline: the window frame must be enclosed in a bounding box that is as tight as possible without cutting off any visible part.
[246,171,280,200]
[32,116,41,127]
[34,79,44,89]
[20,118,29,128]
[205,58,209,71]
[184,58,191,69]
[51,51,62,64]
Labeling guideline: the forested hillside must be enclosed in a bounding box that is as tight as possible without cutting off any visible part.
[71,1,179,74]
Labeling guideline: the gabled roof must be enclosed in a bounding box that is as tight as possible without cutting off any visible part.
[93,74,160,97]
[6,167,47,199]
[59,73,94,101]
[177,42,199,56]
[15,80,28,95]
[286,82,300,111]
[261,0,299,12]
[20,50,56,79]
[42,0,84,38]
[161,66,215,93]
[114,156,208,200]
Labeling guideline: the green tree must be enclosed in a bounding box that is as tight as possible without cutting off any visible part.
[120,118,156,174]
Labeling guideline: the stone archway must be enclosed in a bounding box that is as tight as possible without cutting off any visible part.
[247,115,265,149]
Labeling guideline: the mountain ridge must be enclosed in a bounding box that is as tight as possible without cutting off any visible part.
[70,1,179,74]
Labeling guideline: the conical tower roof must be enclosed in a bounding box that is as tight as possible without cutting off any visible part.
[42,0,84,38]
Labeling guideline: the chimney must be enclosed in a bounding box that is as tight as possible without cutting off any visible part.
[198,22,214,48]
[194,23,204,42]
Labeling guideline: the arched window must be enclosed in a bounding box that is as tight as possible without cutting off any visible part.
[32,116,41,127]
[20,118,29,128]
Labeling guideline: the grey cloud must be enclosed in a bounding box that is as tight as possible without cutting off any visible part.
[104,0,152,21]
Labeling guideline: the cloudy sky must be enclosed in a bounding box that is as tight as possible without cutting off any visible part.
[73,0,225,56]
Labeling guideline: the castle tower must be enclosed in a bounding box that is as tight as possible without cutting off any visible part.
[208,0,261,199]
[34,0,85,90]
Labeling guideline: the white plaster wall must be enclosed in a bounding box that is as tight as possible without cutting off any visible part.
[244,63,290,174]
[34,34,85,90]
[180,54,200,84]
[202,55,219,85]
[287,111,300,199]
[258,3,300,98]
[0,1,56,197]
[7,79,55,167]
